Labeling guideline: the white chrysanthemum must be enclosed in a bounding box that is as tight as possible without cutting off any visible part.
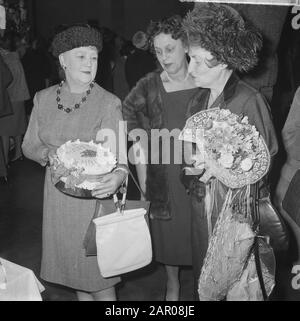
[241,116,249,124]
[240,158,253,172]
[96,144,116,167]
[57,140,116,175]
[218,153,234,169]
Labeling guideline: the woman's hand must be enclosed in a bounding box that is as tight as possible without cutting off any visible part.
[199,168,213,184]
[189,178,206,202]
[48,149,57,166]
[47,149,69,184]
[48,149,59,183]
[180,167,206,202]
[92,171,126,199]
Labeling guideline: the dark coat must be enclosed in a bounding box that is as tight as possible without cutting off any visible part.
[123,70,204,219]
[183,72,279,282]
[183,72,278,201]
[0,54,13,117]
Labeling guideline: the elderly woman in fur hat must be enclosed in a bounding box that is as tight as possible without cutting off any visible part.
[22,25,128,301]
[181,4,278,299]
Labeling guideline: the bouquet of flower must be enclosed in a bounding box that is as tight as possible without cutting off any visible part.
[179,108,270,189]
[50,140,117,194]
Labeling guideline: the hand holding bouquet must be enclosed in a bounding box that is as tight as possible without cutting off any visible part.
[48,149,86,188]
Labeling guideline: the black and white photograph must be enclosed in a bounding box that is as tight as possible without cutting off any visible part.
[0,0,300,305]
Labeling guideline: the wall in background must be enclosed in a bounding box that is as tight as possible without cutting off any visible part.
[34,0,103,38]
[122,0,186,39]
[33,0,193,40]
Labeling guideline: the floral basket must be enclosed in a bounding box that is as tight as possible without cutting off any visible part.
[51,140,117,198]
[179,108,270,189]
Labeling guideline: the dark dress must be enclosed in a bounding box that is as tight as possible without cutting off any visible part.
[150,80,198,266]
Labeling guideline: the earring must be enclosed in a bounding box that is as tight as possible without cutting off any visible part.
[62,65,66,70]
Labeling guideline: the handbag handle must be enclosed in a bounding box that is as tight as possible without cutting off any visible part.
[113,167,146,213]
[251,182,268,301]
[253,237,268,301]
[251,183,260,231]
[128,168,147,200]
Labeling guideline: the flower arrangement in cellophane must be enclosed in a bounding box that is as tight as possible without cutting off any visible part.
[179,108,275,301]
[179,107,270,189]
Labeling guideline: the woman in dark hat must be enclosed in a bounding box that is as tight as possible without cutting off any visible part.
[22,25,128,301]
[181,3,278,299]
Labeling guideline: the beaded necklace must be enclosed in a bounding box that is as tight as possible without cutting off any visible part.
[56,81,95,113]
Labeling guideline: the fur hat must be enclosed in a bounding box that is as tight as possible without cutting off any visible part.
[52,25,102,57]
[183,3,262,73]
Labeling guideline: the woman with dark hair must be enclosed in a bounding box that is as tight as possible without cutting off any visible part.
[123,15,200,300]
[181,3,278,299]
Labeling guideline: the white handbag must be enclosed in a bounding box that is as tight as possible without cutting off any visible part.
[93,194,152,278]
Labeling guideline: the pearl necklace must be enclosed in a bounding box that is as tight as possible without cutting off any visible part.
[56,81,95,113]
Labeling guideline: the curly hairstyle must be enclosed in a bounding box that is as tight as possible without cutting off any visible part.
[182,4,263,73]
[147,15,186,54]
[52,24,102,57]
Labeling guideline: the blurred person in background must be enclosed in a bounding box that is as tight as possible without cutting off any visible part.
[0,52,12,182]
[0,31,29,165]
[125,30,157,90]
[21,35,51,116]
